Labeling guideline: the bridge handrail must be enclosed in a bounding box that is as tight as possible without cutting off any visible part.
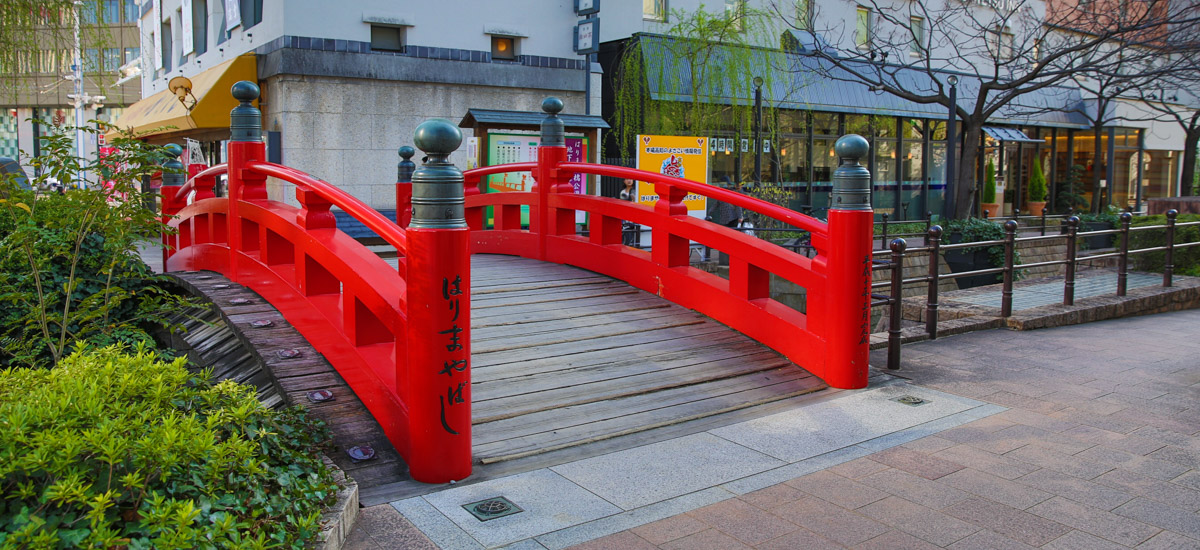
[175,163,229,201]
[558,162,828,236]
[247,160,408,255]
[463,162,538,183]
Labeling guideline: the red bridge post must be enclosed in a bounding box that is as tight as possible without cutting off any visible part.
[534,98,575,261]
[159,144,185,271]
[226,81,267,282]
[821,135,874,389]
[405,120,473,483]
[396,146,416,227]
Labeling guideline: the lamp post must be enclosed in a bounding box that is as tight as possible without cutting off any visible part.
[753,76,764,185]
[944,75,958,218]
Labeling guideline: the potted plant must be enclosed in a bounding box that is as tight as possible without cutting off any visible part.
[942,217,1019,289]
[981,159,1000,218]
[1027,158,1047,216]
[1076,209,1120,249]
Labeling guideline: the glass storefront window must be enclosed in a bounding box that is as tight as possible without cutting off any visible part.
[873,139,897,214]
[905,119,924,140]
[813,113,838,136]
[779,111,808,135]
[845,115,870,137]
[778,138,807,183]
[929,142,946,215]
[873,116,896,139]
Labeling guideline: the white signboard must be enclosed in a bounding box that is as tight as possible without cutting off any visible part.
[225,0,242,30]
[181,0,194,55]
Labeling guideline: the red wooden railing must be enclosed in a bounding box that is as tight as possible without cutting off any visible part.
[161,84,874,485]
[459,145,873,390]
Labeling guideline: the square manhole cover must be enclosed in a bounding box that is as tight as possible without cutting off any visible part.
[463,496,523,522]
[891,395,929,407]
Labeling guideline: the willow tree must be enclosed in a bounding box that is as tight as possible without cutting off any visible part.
[610,3,787,159]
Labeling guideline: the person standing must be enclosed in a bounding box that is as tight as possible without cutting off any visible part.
[714,176,744,229]
[620,178,638,246]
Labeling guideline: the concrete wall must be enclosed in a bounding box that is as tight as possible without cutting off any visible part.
[260,74,585,208]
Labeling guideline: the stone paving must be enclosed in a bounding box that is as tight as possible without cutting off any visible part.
[567,309,1200,550]
[949,271,1162,311]
[347,308,1200,549]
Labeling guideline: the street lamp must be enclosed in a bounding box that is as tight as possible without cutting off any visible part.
[944,74,959,218]
[753,76,764,185]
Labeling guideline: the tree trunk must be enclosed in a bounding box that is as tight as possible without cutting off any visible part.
[1090,123,1104,213]
[953,125,983,218]
[1181,127,1199,196]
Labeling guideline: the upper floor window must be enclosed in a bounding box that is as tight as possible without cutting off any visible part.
[990,26,1014,60]
[910,17,924,58]
[123,0,139,22]
[725,0,747,31]
[371,25,405,52]
[491,36,518,60]
[241,0,262,30]
[856,7,873,50]
[644,0,667,22]
[192,0,208,55]
[796,0,813,30]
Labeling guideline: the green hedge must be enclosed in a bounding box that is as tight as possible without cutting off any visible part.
[0,346,339,549]
[1130,214,1200,276]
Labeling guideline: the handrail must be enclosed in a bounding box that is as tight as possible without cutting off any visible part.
[246,161,408,254]
[557,162,828,235]
[175,163,229,201]
[462,162,539,181]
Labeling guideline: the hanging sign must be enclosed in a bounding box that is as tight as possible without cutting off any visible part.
[635,135,709,218]
[225,0,242,30]
[574,17,599,55]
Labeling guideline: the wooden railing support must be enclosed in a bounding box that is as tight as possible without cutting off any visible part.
[159,143,185,271]
[406,120,472,483]
[226,81,266,282]
[822,135,874,389]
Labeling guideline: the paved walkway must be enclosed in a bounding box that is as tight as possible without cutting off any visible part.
[348,309,1200,549]
[949,271,1162,311]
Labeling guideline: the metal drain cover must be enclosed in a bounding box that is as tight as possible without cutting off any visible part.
[276,349,302,359]
[250,319,274,328]
[347,445,376,462]
[306,390,334,403]
[892,395,929,407]
[463,497,523,522]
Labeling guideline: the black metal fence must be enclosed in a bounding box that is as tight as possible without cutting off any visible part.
[872,210,1200,371]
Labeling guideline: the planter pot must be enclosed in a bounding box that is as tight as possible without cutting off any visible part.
[1060,221,1116,249]
[981,203,1002,218]
[1027,201,1047,217]
[944,232,999,289]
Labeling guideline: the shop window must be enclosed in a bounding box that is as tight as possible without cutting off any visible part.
[371,25,404,52]
[813,113,838,136]
[102,48,121,72]
[491,36,518,60]
[124,47,140,64]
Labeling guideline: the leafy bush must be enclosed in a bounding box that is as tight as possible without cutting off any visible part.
[1055,164,1090,213]
[0,123,200,368]
[1028,159,1047,203]
[982,159,997,204]
[1130,213,1200,276]
[945,216,1022,276]
[0,346,339,549]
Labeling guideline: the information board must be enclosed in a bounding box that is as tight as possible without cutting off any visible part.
[634,135,709,218]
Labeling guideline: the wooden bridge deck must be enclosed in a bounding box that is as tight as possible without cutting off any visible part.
[167,253,828,503]
[464,254,827,464]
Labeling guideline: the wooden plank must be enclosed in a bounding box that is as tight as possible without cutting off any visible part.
[471,331,747,382]
[473,322,731,368]
[472,296,671,328]
[474,367,814,446]
[474,352,792,423]
[472,305,688,342]
[476,374,825,462]
[472,313,706,355]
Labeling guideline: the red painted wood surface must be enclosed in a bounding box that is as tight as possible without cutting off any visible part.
[167,136,871,485]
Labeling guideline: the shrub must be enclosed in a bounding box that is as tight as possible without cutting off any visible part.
[945,216,1022,280]
[0,346,339,549]
[1028,159,1047,203]
[0,123,201,368]
[1130,213,1200,276]
[982,159,997,204]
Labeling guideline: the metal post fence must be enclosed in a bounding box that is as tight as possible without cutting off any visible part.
[1001,220,1017,317]
[1165,209,1177,287]
[926,225,942,338]
[1117,212,1132,296]
[887,238,906,370]
[1064,216,1078,305]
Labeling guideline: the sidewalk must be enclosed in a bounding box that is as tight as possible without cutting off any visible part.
[348,309,1200,549]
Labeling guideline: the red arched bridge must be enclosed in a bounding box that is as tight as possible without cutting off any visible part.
[161,82,874,484]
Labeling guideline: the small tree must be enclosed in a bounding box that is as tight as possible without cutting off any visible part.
[983,159,997,204]
[1028,158,1047,202]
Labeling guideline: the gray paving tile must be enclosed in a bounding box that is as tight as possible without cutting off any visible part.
[1029,496,1161,546]
[947,530,1038,550]
[709,385,981,462]
[421,469,621,548]
[1014,468,1134,511]
[536,487,733,550]
[392,496,483,550]
[939,468,1054,510]
[1115,497,1200,540]
[551,433,782,511]
[719,445,870,495]
[1136,530,1200,549]
[1042,530,1131,550]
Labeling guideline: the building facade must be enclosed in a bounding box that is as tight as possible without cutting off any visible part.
[0,0,142,176]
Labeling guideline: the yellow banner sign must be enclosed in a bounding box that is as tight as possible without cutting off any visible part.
[635,135,709,216]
